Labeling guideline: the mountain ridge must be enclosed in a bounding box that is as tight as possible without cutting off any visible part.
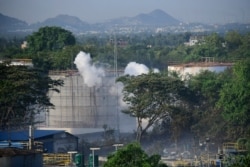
[0,9,249,36]
[0,9,180,33]
[0,13,28,31]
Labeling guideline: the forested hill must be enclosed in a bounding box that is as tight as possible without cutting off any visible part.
[1,10,250,36]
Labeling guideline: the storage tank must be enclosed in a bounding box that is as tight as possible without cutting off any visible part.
[168,62,233,78]
[36,70,136,134]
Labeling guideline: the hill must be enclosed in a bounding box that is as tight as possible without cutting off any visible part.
[0,13,29,33]
[104,9,180,26]
[30,14,90,33]
[0,10,249,36]
[0,10,180,35]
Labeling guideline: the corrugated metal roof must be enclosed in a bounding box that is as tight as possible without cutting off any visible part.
[0,130,65,141]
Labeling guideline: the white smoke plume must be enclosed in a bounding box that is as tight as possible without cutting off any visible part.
[124,62,149,76]
[74,51,105,87]
[113,62,159,109]
[124,62,159,76]
[122,62,160,131]
[111,62,149,110]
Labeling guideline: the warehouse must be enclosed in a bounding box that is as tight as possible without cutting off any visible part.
[0,129,78,153]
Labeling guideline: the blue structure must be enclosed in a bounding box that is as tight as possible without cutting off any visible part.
[0,130,78,153]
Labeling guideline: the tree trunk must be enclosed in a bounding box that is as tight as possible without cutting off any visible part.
[136,119,143,142]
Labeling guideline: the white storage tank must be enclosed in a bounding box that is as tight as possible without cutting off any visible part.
[168,62,233,78]
[36,70,136,134]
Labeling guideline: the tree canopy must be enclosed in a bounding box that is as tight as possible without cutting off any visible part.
[217,59,250,127]
[0,28,250,145]
[26,26,76,53]
[117,71,194,142]
[104,142,167,167]
[0,63,63,129]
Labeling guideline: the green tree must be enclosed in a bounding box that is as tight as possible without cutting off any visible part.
[225,31,242,51]
[188,70,232,141]
[224,31,244,60]
[167,45,188,63]
[205,33,224,58]
[225,154,250,167]
[239,32,250,59]
[187,33,227,62]
[189,70,230,107]
[26,26,75,53]
[0,63,63,129]
[117,72,192,142]
[104,142,167,167]
[217,59,250,139]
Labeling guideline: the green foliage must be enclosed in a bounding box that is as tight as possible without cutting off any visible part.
[2,31,250,71]
[225,31,242,51]
[167,45,189,63]
[186,69,232,140]
[117,72,193,142]
[217,59,250,126]
[26,26,75,52]
[0,63,63,129]
[204,33,225,58]
[240,32,250,58]
[32,45,91,71]
[1,30,250,143]
[225,154,250,167]
[104,142,167,167]
[20,26,77,71]
[0,37,25,59]
[189,70,230,106]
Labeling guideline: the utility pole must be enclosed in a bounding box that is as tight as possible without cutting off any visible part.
[113,33,120,141]
[29,125,34,150]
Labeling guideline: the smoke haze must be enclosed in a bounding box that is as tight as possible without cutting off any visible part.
[124,62,149,76]
[74,51,161,132]
[74,51,105,87]
[124,62,159,76]
[74,53,160,108]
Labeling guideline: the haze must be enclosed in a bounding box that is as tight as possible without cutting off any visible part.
[0,0,249,24]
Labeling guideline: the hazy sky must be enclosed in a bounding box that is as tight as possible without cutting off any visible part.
[0,0,249,24]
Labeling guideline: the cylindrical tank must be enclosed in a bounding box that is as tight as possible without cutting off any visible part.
[168,62,233,78]
[36,70,136,133]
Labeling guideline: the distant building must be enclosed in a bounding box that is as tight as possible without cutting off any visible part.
[0,59,33,67]
[184,35,205,46]
[21,41,28,49]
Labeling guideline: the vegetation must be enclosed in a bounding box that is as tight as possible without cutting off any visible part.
[225,154,250,167]
[0,26,249,151]
[117,71,194,142]
[0,62,63,129]
[1,30,250,71]
[104,142,167,167]
[116,58,250,145]
[217,59,250,125]
[216,59,250,139]
[26,26,76,53]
